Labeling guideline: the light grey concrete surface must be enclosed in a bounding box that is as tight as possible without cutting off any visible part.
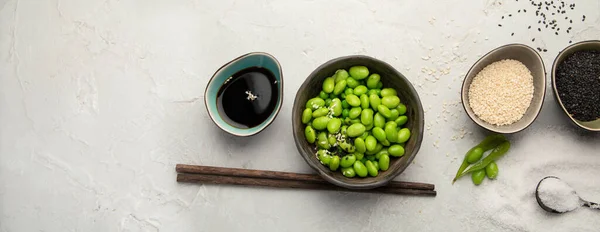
[1,0,599,231]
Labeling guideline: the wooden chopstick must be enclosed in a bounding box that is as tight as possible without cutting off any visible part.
[176,164,436,195]
[177,173,436,196]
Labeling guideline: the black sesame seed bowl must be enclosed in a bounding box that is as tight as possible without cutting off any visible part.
[552,40,600,132]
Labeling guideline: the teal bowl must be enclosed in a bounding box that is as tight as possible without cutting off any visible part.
[204,52,284,136]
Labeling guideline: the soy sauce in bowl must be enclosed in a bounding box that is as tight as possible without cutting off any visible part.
[216,67,278,129]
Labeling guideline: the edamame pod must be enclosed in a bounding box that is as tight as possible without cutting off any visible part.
[454,141,510,181]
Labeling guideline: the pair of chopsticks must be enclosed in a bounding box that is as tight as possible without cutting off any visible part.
[176,164,436,196]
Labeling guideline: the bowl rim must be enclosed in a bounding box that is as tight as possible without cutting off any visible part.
[292,55,425,189]
[204,52,284,137]
[461,43,547,134]
[551,40,600,132]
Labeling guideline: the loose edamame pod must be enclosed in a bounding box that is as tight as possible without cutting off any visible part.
[323,77,335,93]
[305,126,316,143]
[353,160,368,177]
[342,167,356,177]
[354,138,366,154]
[471,169,486,185]
[378,154,390,171]
[347,123,366,137]
[454,141,510,181]
[349,66,369,80]
[366,74,380,89]
[329,156,340,171]
[485,161,499,179]
[312,116,330,130]
[365,160,378,177]
[453,134,508,183]
[302,108,312,124]
[353,85,368,96]
[466,147,484,164]
[333,80,347,95]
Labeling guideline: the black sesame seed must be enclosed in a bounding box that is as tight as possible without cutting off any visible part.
[543,49,548,52]
[511,32,515,36]
[532,38,536,42]
[499,24,502,27]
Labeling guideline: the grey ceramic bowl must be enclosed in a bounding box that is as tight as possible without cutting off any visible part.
[461,44,546,134]
[204,52,283,136]
[292,55,424,190]
[552,40,600,132]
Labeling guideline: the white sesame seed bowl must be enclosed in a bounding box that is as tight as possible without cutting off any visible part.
[461,44,546,134]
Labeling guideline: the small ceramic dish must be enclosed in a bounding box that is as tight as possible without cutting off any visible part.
[292,55,424,189]
[552,40,600,132]
[204,52,284,136]
[461,44,546,134]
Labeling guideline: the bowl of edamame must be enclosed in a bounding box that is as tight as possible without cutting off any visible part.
[292,55,424,189]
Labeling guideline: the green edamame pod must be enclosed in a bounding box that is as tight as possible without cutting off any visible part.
[365,135,377,151]
[452,134,508,183]
[485,161,499,179]
[361,109,374,126]
[365,160,378,177]
[353,160,368,177]
[388,145,405,157]
[312,116,331,130]
[334,69,349,83]
[305,126,316,143]
[345,94,361,107]
[329,156,340,171]
[378,154,390,171]
[454,141,510,181]
[354,85,368,96]
[366,74,380,89]
[342,167,356,177]
[346,123,366,137]
[397,128,411,143]
[360,94,370,109]
[349,107,362,119]
[340,154,356,168]
[333,80,347,95]
[306,98,325,110]
[302,108,312,124]
[354,138,366,154]
[397,103,407,115]
[377,105,392,118]
[374,113,386,128]
[349,66,369,80]
[395,115,408,126]
[323,77,335,93]
[312,108,329,118]
[327,118,342,134]
[381,96,401,109]
[346,77,359,88]
[472,169,486,185]
[466,147,484,164]
[380,88,397,97]
[369,94,381,111]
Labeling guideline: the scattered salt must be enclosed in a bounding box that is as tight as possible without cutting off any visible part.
[537,178,582,213]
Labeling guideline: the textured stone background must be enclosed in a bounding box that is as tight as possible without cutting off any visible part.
[1,0,599,231]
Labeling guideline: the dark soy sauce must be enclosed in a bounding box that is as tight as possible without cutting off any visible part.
[216,67,278,129]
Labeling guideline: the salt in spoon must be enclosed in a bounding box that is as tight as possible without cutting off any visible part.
[535,176,599,213]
